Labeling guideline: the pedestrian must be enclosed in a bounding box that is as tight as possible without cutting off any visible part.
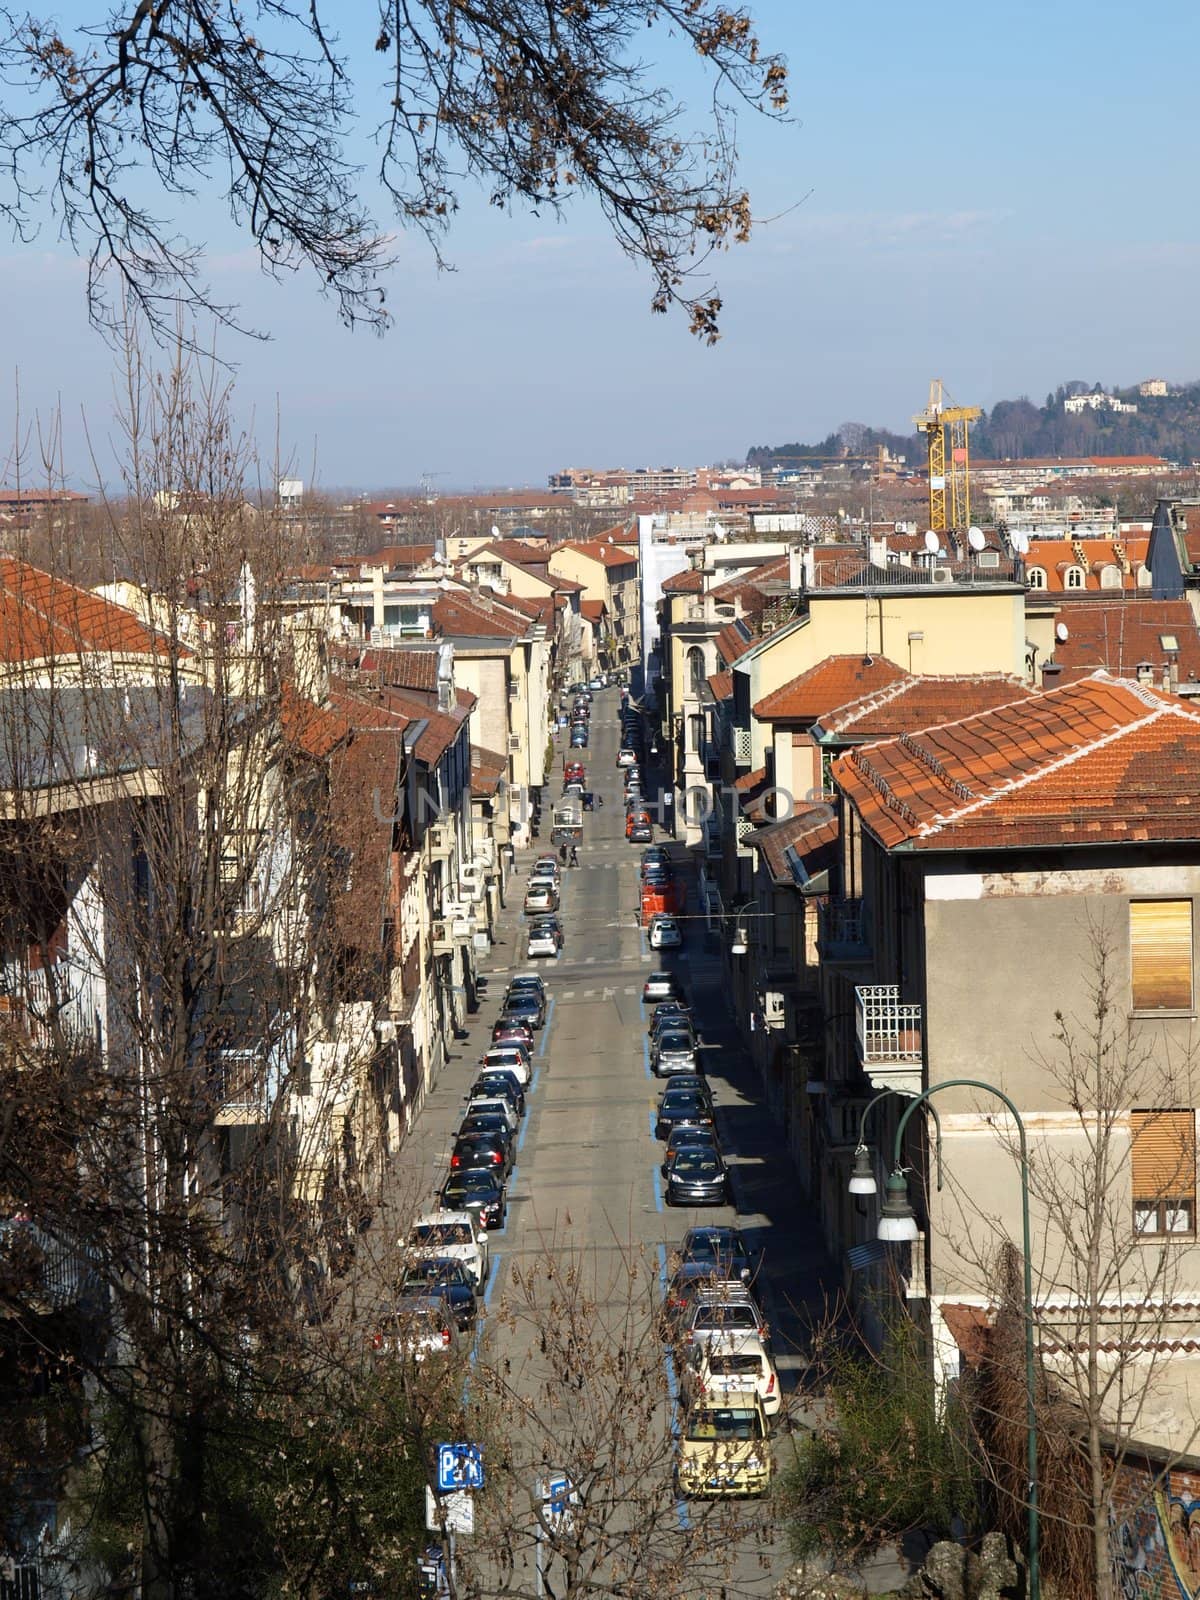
[559,843,567,865]
[570,845,579,868]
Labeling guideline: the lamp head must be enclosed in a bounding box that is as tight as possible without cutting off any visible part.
[731,926,749,956]
[877,1170,919,1243]
[848,1145,877,1196]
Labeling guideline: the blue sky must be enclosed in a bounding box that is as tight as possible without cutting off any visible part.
[1,0,1197,488]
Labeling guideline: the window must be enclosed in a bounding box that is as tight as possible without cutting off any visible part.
[1131,1109,1196,1236]
[1026,566,1047,591]
[1130,900,1194,1012]
[1064,566,1085,590]
[687,646,705,694]
[1099,564,1122,590]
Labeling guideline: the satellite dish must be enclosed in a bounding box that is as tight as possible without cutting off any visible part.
[924,529,940,554]
[491,524,501,539]
[967,526,986,552]
[1056,621,1069,643]
[1013,531,1030,555]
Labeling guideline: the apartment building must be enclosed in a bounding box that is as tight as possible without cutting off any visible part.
[547,533,641,669]
[822,674,1200,1439]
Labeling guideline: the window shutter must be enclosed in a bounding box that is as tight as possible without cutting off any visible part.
[1130,900,1193,1011]
[1131,1110,1196,1201]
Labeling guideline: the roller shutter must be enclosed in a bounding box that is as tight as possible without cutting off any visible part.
[1130,901,1193,1012]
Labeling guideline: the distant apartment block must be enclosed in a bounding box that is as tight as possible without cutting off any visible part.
[1063,390,1138,415]
[1140,378,1169,397]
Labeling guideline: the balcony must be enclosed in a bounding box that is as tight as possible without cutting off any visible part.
[0,958,104,1056]
[855,984,923,1094]
[732,726,753,766]
[212,1048,275,1126]
[819,899,871,963]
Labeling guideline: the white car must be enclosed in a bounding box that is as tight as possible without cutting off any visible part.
[406,1209,489,1287]
[649,915,682,950]
[481,1046,531,1087]
[617,747,638,768]
[524,883,559,914]
[683,1333,781,1417]
[464,1094,519,1133]
[589,675,606,689]
[685,1288,771,1354]
[528,924,561,959]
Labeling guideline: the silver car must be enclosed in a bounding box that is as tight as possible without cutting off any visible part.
[653,1029,699,1077]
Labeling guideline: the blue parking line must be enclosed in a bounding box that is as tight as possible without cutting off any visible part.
[642,1033,652,1081]
[483,1252,501,1309]
[652,1163,665,1213]
[638,922,648,959]
[647,1107,656,1140]
[537,997,557,1058]
[530,1065,541,1095]
[517,1112,529,1154]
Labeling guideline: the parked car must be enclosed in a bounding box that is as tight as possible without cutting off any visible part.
[570,728,589,748]
[563,763,585,784]
[492,1018,534,1051]
[655,1086,714,1140]
[617,747,639,768]
[507,973,547,1005]
[653,1030,699,1077]
[683,1334,780,1417]
[641,846,670,873]
[684,1286,771,1352]
[628,817,653,844]
[660,1071,710,1099]
[471,1071,526,1118]
[440,1168,507,1232]
[679,1225,761,1286]
[649,1001,693,1035]
[588,674,606,689]
[665,1147,730,1207]
[372,1295,463,1362]
[463,1095,518,1133]
[533,854,561,876]
[406,1209,488,1286]
[398,1257,479,1333]
[659,1261,743,1342]
[500,991,545,1030]
[457,1112,515,1158]
[527,917,563,959]
[676,1390,772,1499]
[481,1046,532,1087]
[649,914,682,950]
[661,1124,720,1173]
[449,1130,511,1179]
[643,971,681,1002]
[524,883,559,914]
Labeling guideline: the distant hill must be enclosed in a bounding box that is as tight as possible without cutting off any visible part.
[748,382,1200,470]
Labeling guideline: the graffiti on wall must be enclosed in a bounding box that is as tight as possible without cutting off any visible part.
[1107,1460,1200,1600]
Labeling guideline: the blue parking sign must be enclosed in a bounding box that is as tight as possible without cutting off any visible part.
[437,1442,484,1492]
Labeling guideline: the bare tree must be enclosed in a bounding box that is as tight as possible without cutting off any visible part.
[0,1,788,342]
[951,923,1200,1600]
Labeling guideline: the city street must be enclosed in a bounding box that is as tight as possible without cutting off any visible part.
[391,685,860,1596]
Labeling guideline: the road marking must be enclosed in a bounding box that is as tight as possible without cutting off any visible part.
[652,1162,665,1213]
[483,1252,501,1309]
[643,1034,652,1081]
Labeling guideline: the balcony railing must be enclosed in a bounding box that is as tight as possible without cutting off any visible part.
[819,899,871,962]
[212,1049,275,1125]
[855,985,923,1088]
[0,957,105,1054]
[733,726,753,765]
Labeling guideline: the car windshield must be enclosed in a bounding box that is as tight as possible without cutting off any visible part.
[656,920,678,933]
[674,1151,720,1176]
[694,1305,757,1332]
[659,1034,694,1053]
[708,1354,763,1377]
[686,1231,747,1262]
[413,1223,471,1246]
[403,1259,466,1286]
[662,1092,706,1112]
[686,1407,763,1442]
[506,998,539,1013]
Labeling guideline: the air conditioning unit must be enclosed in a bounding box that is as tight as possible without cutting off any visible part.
[508,734,522,752]
[931,566,955,586]
[977,549,1000,569]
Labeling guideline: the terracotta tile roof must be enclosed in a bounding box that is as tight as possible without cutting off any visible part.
[358,646,439,693]
[580,599,606,623]
[716,619,756,666]
[281,687,353,760]
[939,1304,991,1369]
[328,683,412,732]
[707,669,733,701]
[470,744,507,798]
[834,673,1200,852]
[1046,599,1200,685]
[708,553,791,604]
[746,804,839,884]
[378,682,472,766]
[361,543,437,571]
[0,558,175,663]
[470,538,549,567]
[431,592,523,641]
[554,538,637,569]
[1024,535,1149,593]
[813,673,1035,742]
[661,567,703,594]
[493,591,555,624]
[734,765,768,794]
[753,656,906,724]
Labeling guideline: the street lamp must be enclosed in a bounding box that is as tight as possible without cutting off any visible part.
[848,1087,944,1199]
[872,1079,1041,1600]
[730,899,758,957]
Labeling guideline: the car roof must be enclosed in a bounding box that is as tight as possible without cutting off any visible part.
[687,1388,763,1411]
[684,1226,745,1248]
[414,1209,475,1227]
[701,1333,769,1358]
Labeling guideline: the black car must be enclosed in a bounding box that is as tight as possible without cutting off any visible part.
[570,729,589,748]
[450,1130,510,1177]
[662,1071,710,1099]
[665,1147,729,1208]
[458,1112,515,1153]
[655,1088,714,1141]
[629,820,653,844]
[679,1224,761,1285]
[649,1002,693,1037]
[501,991,545,1030]
[471,1070,526,1118]
[441,1168,507,1231]
[507,974,546,1005]
[398,1257,479,1332]
[661,1123,720,1175]
[652,1030,699,1077]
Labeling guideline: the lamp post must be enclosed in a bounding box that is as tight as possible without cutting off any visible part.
[848,1087,944,1197]
[870,1080,1040,1600]
[729,899,758,957]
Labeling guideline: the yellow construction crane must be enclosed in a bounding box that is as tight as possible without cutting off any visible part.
[913,379,982,533]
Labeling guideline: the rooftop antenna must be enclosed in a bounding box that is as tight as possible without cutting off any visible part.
[967,526,985,553]
[923,529,940,555]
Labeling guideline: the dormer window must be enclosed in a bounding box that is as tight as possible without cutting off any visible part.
[1026,566,1047,590]
[1064,566,1086,590]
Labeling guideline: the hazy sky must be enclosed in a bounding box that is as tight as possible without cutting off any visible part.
[1,0,1198,488]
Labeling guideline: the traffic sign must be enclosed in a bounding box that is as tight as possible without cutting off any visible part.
[426,1486,475,1535]
[539,1471,578,1532]
[437,1442,484,1491]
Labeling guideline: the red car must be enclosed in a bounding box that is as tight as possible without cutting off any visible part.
[492,1020,534,1051]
